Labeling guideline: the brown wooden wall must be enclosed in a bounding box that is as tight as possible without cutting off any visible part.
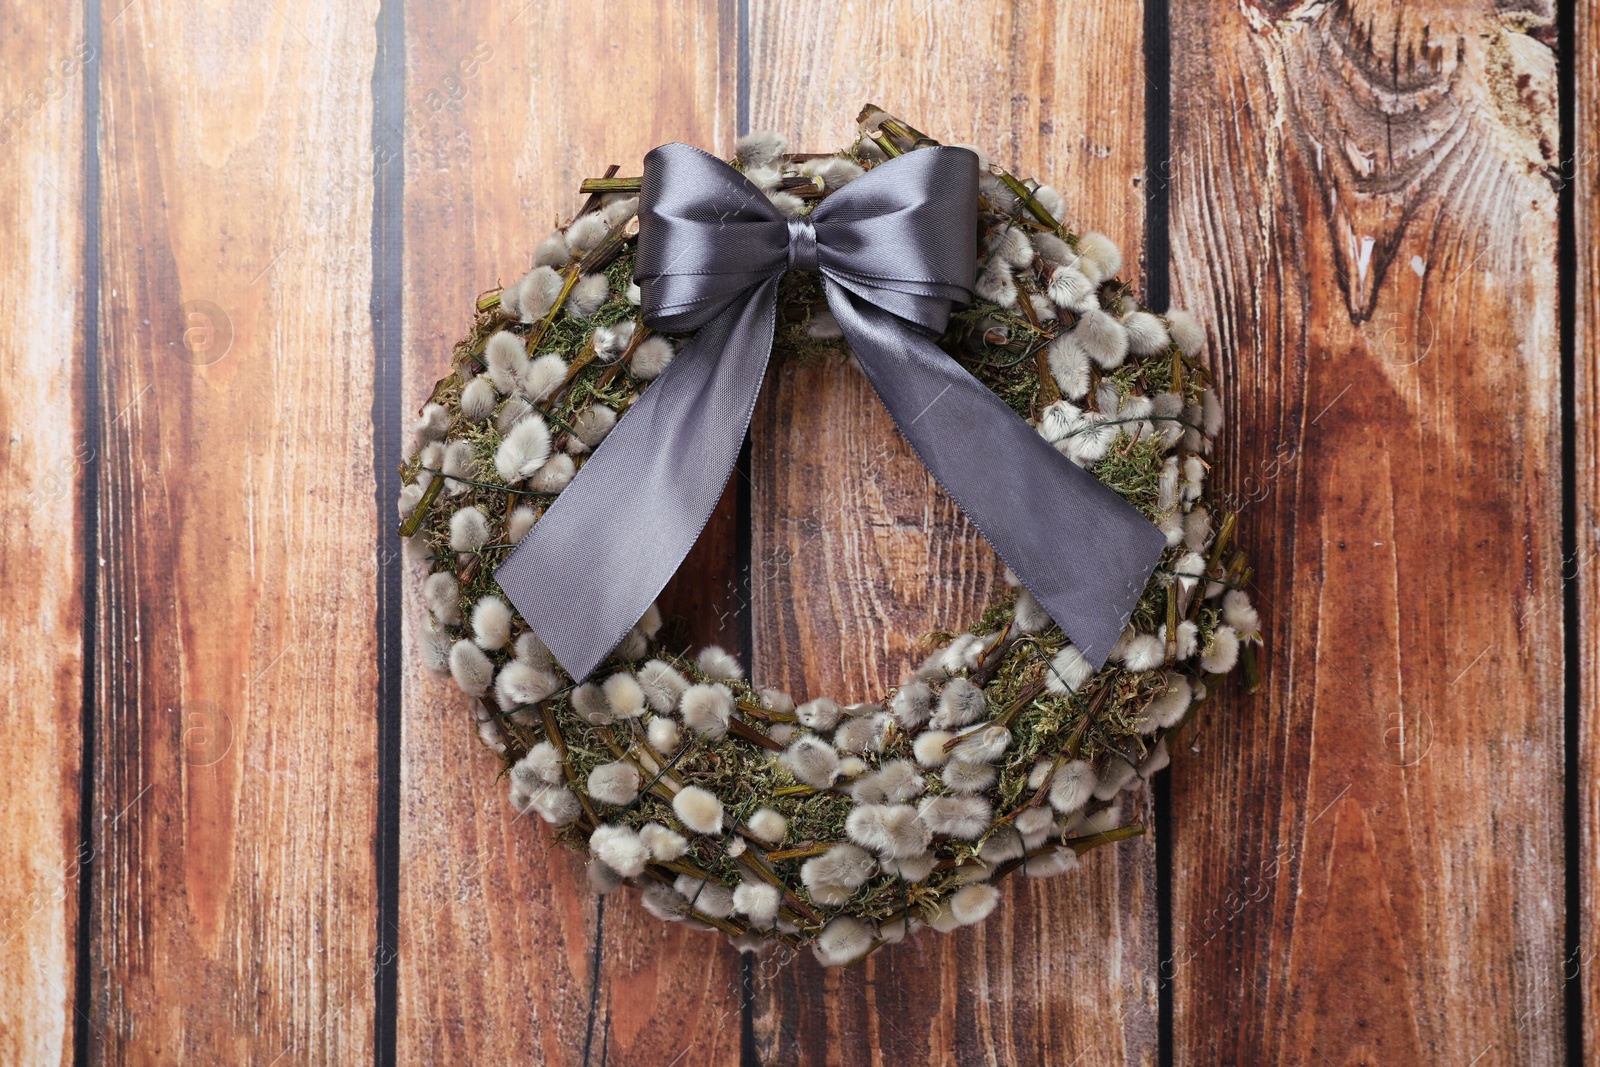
[0,1,1592,1064]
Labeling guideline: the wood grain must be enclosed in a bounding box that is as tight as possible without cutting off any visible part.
[746,3,1159,1063]
[1579,0,1600,1055]
[1166,3,1566,1064]
[746,0,1154,699]
[0,0,1588,1061]
[396,3,747,1063]
[91,2,382,1061]
[0,5,89,1064]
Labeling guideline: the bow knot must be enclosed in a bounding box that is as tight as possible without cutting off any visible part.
[786,217,819,273]
[497,142,1166,683]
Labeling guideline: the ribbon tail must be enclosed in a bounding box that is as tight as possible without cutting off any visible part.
[824,284,1167,667]
[496,276,782,682]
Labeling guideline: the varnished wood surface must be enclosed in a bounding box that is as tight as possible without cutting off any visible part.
[0,5,89,1065]
[90,0,384,1062]
[746,3,1160,1064]
[1167,3,1568,1064]
[1578,0,1600,1059]
[396,3,745,1065]
[0,1,1590,1065]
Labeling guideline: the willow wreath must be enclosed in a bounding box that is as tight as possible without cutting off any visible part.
[398,107,1261,966]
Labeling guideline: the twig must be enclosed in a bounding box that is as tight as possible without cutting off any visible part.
[737,699,800,724]
[992,170,1063,232]
[576,163,621,216]
[397,475,445,537]
[578,175,642,194]
[727,718,784,752]
[943,677,1045,752]
[736,849,824,928]
[541,703,599,830]
[765,842,834,862]
[417,467,561,498]
[1034,345,1061,413]
[1242,641,1263,694]
[1165,584,1180,665]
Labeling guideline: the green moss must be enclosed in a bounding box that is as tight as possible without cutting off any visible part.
[1090,432,1169,518]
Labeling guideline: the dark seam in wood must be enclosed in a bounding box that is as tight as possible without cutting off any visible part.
[581,896,606,1066]
[1556,0,1583,1061]
[75,0,104,1063]
[371,0,406,1062]
[1144,2,1176,1066]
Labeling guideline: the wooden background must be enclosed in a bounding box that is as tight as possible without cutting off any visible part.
[1,0,1593,1064]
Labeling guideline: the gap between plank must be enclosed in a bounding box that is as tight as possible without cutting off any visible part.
[74,0,104,1063]
[371,0,406,1062]
[735,0,750,147]
[581,897,607,1064]
[1556,0,1583,1063]
[735,1,759,1061]
[737,433,759,1067]
[1142,1,1175,1065]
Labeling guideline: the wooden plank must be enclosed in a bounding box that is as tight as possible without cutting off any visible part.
[1166,4,1566,1064]
[0,5,89,1064]
[1579,0,1599,1058]
[396,3,747,1064]
[92,2,381,1061]
[746,3,1159,1063]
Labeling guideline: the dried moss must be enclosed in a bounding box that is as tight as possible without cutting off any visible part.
[1092,432,1170,518]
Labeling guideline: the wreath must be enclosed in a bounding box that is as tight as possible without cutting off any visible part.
[398,106,1260,966]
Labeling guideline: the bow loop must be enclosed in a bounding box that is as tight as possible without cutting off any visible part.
[498,140,1165,683]
[635,143,789,332]
[811,145,979,334]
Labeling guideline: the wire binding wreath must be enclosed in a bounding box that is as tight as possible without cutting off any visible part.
[398,106,1261,967]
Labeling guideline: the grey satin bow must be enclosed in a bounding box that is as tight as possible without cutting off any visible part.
[497,141,1166,682]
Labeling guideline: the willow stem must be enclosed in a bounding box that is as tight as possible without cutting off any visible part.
[1034,345,1061,413]
[867,131,901,158]
[418,467,560,498]
[944,677,1044,752]
[397,474,445,538]
[737,699,800,724]
[578,176,642,194]
[765,842,833,862]
[1165,584,1180,665]
[541,703,599,830]
[993,170,1063,232]
[1207,511,1238,574]
[1242,641,1264,694]
[727,718,784,752]
[736,849,824,928]
[576,163,621,216]
[523,265,581,351]
[1064,823,1147,855]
